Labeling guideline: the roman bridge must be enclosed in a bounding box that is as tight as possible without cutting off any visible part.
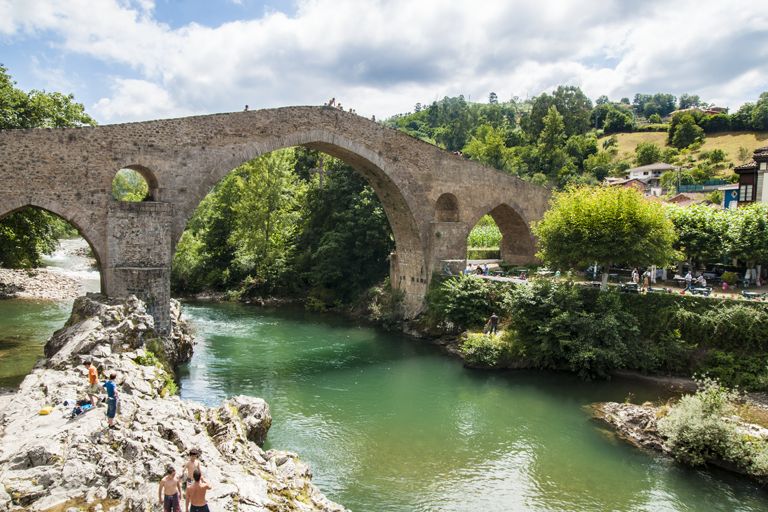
[0,106,550,333]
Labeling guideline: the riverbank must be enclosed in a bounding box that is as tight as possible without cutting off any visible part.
[0,267,83,300]
[0,294,345,512]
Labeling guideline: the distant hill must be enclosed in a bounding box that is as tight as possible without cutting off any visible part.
[599,131,768,169]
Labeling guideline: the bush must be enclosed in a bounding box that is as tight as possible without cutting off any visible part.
[721,271,738,285]
[460,332,517,368]
[634,123,669,132]
[427,275,515,331]
[658,378,768,477]
[467,248,501,259]
[427,275,493,330]
[658,378,740,466]
[505,281,638,379]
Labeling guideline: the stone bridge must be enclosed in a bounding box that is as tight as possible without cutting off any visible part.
[0,106,550,333]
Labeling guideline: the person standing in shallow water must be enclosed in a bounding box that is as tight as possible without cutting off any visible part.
[186,469,213,512]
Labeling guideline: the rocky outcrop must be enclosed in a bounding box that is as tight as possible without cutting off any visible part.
[591,402,666,452]
[44,294,193,369]
[0,295,345,512]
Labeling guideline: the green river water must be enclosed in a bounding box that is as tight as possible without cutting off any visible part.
[1,291,768,510]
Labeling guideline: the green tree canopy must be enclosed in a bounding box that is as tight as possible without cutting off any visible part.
[671,114,705,149]
[666,204,727,265]
[462,124,516,173]
[533,186,677,284]
[727,203,768,265]
[635,142,663,166]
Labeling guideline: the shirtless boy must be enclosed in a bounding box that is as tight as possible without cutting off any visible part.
[185,469,212,512]
[159,465,182,512]
[182,448,201,489]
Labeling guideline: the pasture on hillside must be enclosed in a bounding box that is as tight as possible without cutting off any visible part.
[599,131,768,168]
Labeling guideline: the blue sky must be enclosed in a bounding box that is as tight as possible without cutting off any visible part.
[2,0,767,124]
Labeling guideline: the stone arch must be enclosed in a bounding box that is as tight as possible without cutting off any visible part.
[466,203,536,265]
[112,164,159,201]
[435,193,460,222]
[0,200,105,289]
[175,130,428,316]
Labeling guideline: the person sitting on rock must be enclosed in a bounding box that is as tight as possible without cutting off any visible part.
[84,359,100,406]
[186,469,212,512]
[159,464,182,512]
[102,372,119,429]
[182,448,202,490]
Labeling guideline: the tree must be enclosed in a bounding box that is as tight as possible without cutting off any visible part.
[552,85,593,136]
[0,65,96,268]
[112,169,149,201]
[603,107,634,133]
[635,142,663,166]
[678,93,702,110]
[295,163,394,304]
[648,113,662,124]
[726,203,768,268]
[671,114,704,149]
[751,92,768,131]
[533,186,677,287]
[666,204,727,267]
[462,123,515,172]
[230,150,306,290]
[537,105,570,178]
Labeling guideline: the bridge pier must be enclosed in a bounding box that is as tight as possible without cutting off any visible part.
[430,221,469,275]
[105,201,174,335]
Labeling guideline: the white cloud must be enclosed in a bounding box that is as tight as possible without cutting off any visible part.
[92,78,188,122]
[2,0,768,123]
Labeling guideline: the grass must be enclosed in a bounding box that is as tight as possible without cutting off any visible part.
[599,131,768,168]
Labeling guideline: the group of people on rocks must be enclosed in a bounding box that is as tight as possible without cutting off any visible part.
[82,360,212,511]
[159,448,213,512]
[83,359,118,428]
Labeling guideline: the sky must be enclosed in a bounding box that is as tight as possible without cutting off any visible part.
[1,0,767,125]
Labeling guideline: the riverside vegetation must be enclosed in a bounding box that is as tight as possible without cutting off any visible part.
[426,276,768,390]
[595,378,768,485]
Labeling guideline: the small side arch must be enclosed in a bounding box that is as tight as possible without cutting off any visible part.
[435,193,460,222]
[467,203,536,265]
[112,164,159,201]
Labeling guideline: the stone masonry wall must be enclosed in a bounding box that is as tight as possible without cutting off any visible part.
[0,107,551,330]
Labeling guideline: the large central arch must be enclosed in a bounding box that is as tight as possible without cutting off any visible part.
[0,106,551,333]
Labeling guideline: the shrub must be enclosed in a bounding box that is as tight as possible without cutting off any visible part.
[658,378,768,477]
[460,332,517,368]
[658,378,739,466]
[427,275,493,330]
[506,281,638,379]
[721,271,738,285]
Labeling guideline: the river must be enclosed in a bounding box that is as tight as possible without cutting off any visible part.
[0,240,766,510]
[177,301,768,511]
